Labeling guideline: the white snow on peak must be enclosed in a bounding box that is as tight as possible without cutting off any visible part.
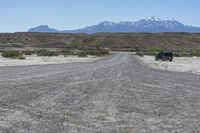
[118,21,134,25]
[148,16,162,21]
[171,19,179,22]
[101,21,115,26]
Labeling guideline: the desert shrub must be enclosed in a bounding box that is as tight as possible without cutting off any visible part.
[16,54,26,59]
[145,52,158,56]
[86,44,109,56]
[173,48,200,57]
[84,50,99,56]
[35,49,59,56]
[82,49,109,56]
[173,53,190,57]
[143,47,163,56]
[77,51,88,57]
[60,50,75,56]
[147,47,163,53]
[99,49,109,55]
[2,51,21,58]
[75,43,109,57]
[22,51,34,55]
[191,49,200,57]
[176,48,189,57]
[1,51,25,59]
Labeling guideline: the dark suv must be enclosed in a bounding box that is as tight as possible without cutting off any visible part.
[155,51,173,61]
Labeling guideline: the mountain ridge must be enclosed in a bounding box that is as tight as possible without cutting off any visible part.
[28,17,200,33]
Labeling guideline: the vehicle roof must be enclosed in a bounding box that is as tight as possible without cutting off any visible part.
[159,51,173,53]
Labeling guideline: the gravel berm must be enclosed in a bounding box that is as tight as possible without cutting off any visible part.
[0,53,200,133]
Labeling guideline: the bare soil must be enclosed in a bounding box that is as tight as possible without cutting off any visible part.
[0,53,199,133]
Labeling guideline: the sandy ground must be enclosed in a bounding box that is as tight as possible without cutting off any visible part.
[0,55,102,67]
[137,55,200,75]
[0,53,200,132]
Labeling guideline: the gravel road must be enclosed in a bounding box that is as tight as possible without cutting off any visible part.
[0,53,200,133]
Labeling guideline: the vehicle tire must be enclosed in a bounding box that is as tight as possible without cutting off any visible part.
[155,58,158,61]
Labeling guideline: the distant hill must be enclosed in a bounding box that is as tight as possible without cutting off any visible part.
[28,17,200,33]
[1,32,200,51]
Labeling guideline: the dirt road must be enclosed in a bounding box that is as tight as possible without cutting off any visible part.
[0,53,200,133]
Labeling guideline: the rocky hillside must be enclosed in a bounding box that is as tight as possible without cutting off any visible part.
[0,32,200,51]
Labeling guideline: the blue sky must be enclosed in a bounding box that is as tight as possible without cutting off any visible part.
[0,0,200,32]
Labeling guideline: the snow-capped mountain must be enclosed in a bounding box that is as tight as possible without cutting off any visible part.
[28,17,200,33]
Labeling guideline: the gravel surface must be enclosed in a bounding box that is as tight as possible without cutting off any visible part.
[0,53,200,133]
[0,55,102,67]
[138,55,200,75]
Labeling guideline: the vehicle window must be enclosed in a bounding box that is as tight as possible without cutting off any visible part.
[166,53,172,56]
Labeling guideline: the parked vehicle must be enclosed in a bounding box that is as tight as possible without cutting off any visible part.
[155,51,173,61]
